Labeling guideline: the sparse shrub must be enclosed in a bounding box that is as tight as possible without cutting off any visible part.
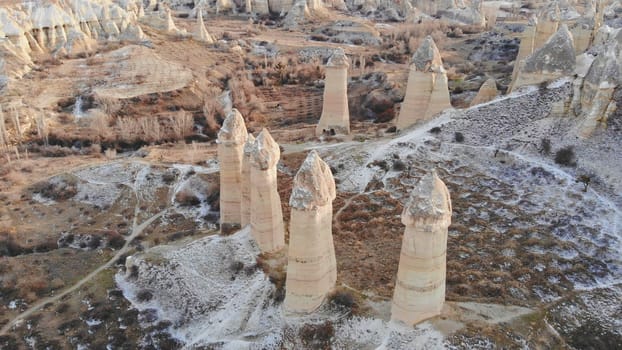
[175,188,201,206]
[454,132,465,143]
[392,160,407,171]
[554,146,575,166]
[299,321,334,348]
[540,138,552,155]
[229,261,244,274]
[576,175,591,192]
[136,289,153,302]
[328,288,357,313]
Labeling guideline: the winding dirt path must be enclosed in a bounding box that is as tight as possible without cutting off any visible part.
[0,163,172,336]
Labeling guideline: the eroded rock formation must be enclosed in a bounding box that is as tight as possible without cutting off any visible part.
[0,0,147,78]
[395,36,451,130]
[193,10,214,43]
[250,128,285,252]
[316,48,350,136]
[570,25,621,137]
[510,0,605,92]
[218,108,248,232]
[391,171,452,326]
[240,133,255,227]
[470,78,498,107]
[511,24,576,91]
[284,150,337,313]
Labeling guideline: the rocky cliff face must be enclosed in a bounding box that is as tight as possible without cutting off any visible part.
[0,0,147,79]
[571,25,622,137]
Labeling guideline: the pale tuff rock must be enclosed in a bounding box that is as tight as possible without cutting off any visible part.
[510,1,603,92]
[140,5,182,35]
[0,0,147,70]
[512,25,576,91]
[218,109,248,231]
[391,171,452,326]
[269,0,294,14]
[283,0,309,29]
[572,26,622,137]
[438,0,485,27]
[240,134,255,227]
[316,48,350,136]
[250,129,285,252]
[284,150,337,313]
[395,36,451,130]
[193,10,214,43]
[470,78,498,107]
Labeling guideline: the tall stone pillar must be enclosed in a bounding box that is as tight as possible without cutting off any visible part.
[395,36,451,130]
[391,171,452,325]
[250,129,285,252]
[218,109,248,233]
[316,48,350,136]
[240,134,255,227]
[194,10,214,44]
[284,150,337,313]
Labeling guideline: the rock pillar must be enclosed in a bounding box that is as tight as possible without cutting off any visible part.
[240,134,255,227]
[316,48,350,136]
[194,10,214,44]
[284,150,337,313]
[391,171,452,325]
[218,109,248,232]
[470,78,498,107]
[250,129,285,252]
[396,36,451,130]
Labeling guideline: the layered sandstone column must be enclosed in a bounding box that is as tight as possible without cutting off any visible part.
[395,36,451,130]
[250,129,285,252]
[284,150,337,313]
[316,48,350,136]
[218,109,248,232]
[240,134,255,227]
[391,171,452,326]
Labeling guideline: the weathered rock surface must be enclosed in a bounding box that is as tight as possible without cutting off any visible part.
[395,36,451,130]
[316,48,350,136]
[391,171,452,326]
[512,25,576,91]
[571,25,622,137]
[284,150,337,313]
[241,134,255,227]
[250,128,285,252]
[218,109,248,231]
[470,78,498,107]
[0,0,147,78]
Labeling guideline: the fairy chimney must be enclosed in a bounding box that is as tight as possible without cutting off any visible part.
[316,48,350,136]
[194,10,214,44]
[250,129,285,252]
[284,150,337,313]
[391,171,452,326]
[218,109,248,233]
[395,36,451,130]
[470,78,498,107]
[240,134,255,227]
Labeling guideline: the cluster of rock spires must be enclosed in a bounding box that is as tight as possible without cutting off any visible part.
[0,0,147,77]
[0,0,219,81]
[506,0,620,137]
[217,108,453,322]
